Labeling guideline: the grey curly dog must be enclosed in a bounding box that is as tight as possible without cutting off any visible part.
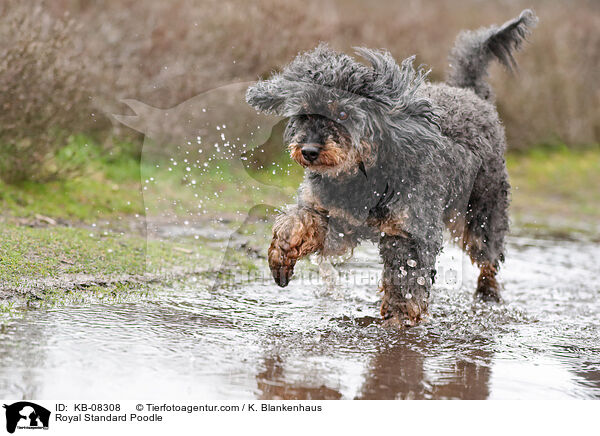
[246,10,538,327]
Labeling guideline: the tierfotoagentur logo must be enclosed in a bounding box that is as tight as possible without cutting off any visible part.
[3,402,50,434]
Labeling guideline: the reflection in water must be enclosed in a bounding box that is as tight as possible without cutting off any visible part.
[256,339,493,400]
[0,321,48,399]
[356,339,492,400]
[576,363,600,392]
[0,237,599,399]
[256,357,342,400]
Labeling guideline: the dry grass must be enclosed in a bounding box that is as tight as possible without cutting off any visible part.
[0,2,95,182]
[0,0,598,182]
[59,0,600,150]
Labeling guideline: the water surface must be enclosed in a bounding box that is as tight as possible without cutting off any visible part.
[1,236,599,399]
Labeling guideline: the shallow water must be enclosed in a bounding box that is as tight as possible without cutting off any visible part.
[1,235,599,399]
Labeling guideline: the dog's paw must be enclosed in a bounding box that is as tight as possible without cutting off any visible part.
[380,295,427,328]
[474,270,502,303]
[382,314,417,329]
[268,219,306,287]
[268,208,326,287]
[474,285,502,303]
[381,310,429,329]
[268,237,297,287]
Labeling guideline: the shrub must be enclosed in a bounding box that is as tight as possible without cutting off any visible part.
[73,0,598,151]
[0,2,97,183]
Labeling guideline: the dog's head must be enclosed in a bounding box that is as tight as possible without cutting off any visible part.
[246,44,438,177]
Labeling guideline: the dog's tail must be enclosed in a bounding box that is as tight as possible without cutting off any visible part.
[446,9,538,101]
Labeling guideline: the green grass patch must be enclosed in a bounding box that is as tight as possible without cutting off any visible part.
[0,134,144,222]
[139,158,298,221]
[0,222,227,290]
[507,144,600,235]
[0,134,300,223]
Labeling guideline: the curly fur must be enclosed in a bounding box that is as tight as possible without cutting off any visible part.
[246,10,537,326]
[447,9,538,101]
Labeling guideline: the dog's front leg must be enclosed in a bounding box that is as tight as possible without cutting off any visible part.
[268,206,327,287]
[379,235,437,327]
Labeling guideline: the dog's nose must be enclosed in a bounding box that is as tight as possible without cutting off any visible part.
[301,144,320,162]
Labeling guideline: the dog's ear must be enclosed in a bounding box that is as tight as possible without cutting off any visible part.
[246,76,287,115]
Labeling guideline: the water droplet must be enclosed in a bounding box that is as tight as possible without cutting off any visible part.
[407,259,417,267]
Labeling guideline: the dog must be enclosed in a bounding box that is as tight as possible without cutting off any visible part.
[246,10,537,327]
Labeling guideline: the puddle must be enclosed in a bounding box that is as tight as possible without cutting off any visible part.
[1,236,599,399]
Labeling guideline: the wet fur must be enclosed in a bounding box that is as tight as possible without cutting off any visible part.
[247,10,537,326]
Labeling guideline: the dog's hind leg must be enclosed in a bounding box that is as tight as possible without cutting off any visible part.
[461,170,510,302]
[268,206,327,287]
[379,234,441,327]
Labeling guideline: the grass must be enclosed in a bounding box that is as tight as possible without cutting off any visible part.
[507,144,600,236]
[0,134,289,310]
[0,217,264,315]
[0,134,299,224]
[0,222,228,290]
[139,157,297,220]
[0,177,142,222]
[0,135,144,222]
[0,135,144,224]
[0,133,270,311]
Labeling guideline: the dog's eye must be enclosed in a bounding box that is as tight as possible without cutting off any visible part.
[338,111,349,121]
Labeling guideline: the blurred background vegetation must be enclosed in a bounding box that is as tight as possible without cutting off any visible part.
[0,0,598,230]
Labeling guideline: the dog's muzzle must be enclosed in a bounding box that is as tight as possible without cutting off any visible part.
[301,144,320,163]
